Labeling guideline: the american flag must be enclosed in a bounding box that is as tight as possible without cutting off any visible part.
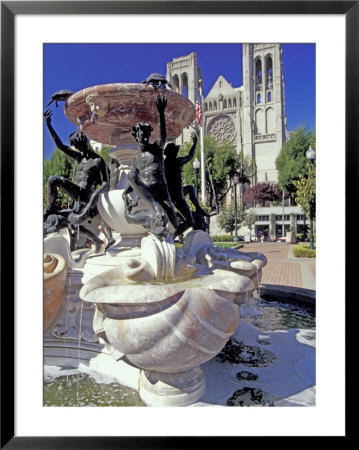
[195,94,202,127]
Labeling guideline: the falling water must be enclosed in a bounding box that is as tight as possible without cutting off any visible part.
[54,274,73,405]
[221,243,230,271]
[255,266,261,298]
[76,300,84,406]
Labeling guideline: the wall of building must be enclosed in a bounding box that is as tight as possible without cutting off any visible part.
[166,46,299,238]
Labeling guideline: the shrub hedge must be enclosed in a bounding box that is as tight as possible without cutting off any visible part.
[211,235,243,242]
[293,245,316,258]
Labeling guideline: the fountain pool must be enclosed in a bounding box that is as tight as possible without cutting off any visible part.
[44,295,315,407]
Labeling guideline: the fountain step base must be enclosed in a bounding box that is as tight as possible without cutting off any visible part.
[139,367,205,406]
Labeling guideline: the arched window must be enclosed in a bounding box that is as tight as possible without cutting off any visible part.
[266,107,275,133]
[255,109,265,134]
[233,97,237,108]
[228,98,232,108]
[181,73,188,97]
[214,101,217,110]
[255,58,262,87]
[266,56,273,88]
[257,93,261,104]
[219,81,222,88]
[267,91,272,102]
[173,75,180,93]
[223,99,227,109]
[204,102,208,112]
[209,102,212,111]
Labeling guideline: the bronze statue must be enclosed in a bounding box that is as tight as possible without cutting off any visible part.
[164,132,209,236]
[43,109,113,252]
[45,89,74,108]
[122,95,179,239]
[142,73,171,89]
[108,157,120,191]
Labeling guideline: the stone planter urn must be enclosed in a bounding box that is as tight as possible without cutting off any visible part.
[43,253,67,334]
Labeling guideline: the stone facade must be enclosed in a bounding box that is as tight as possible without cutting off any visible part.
[166,44,287,184]
[166,52,202,145]
[166,44,305,238]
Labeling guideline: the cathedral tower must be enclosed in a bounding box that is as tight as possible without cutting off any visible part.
[242,43,287,183]
[166,52,202,144]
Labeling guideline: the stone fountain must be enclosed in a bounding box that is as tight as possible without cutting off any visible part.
[43,78,267,406]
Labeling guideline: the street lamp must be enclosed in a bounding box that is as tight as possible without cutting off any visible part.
[233,174,240,242]
[306,145,315,250]
[306,145,315,162]
[193,157,200,198]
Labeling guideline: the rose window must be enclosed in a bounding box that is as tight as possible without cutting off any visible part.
[208,116,236,143]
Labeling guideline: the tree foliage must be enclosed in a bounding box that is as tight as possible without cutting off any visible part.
[235,151,256,185]
[293,164,316,219]
[276,126,316,194]
[180,135,254,209]
[243,182,283,206]
[43,148,77,208]
[97,145,112,166]
[217,203,246,234]
[243,210,257,233]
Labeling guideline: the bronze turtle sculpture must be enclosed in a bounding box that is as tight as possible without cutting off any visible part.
[46,89,74,107]
[142,73,171,89]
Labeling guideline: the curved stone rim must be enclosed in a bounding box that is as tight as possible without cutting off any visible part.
[64,83,196,145]
[80,268,255,305]
[259,284,316,308]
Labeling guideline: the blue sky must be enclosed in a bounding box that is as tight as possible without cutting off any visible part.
[43,43,315,160]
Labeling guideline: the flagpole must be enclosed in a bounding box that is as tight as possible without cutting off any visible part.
[198,79,206,205]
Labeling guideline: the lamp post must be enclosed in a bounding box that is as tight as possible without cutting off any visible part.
[193,157,200,198]
[306,145,315,250]
[233,174,240,242]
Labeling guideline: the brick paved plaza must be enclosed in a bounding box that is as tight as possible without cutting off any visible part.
[240,242,316,290]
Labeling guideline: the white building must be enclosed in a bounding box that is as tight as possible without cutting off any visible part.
[166,44,306,239]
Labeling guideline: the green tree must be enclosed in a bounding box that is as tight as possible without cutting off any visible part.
[276,126,316,194]
[180,135,254,209]
[235,151,256,209]
[293,164,316,220]
[43,148,77,208]
[97,145,112,166]
[243,210,257,238]
[217,203,246,234]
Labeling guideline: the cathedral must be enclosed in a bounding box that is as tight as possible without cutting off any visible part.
[166,44,304,239]
[166,44,287,184]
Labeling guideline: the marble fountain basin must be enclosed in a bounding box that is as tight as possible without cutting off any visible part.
[64,83,195,146]
[76,231,268,405]
[79,242,259,407]
[79,267,253,374]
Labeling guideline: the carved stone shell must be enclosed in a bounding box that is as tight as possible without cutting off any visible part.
[80,268,253,373]
[43,253,67,333]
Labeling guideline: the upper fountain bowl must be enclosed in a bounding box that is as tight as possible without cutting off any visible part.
[64,84,196,146]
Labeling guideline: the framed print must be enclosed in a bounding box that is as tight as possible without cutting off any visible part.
[1,1,354,447]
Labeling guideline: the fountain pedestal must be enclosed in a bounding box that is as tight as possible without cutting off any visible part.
[139,367,205,407]
[79,232,267,406]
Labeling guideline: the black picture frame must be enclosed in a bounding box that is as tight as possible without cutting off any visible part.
[1,1,354,447]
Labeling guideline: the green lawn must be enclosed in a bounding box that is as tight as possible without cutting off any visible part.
[175,242,241,249]
[213,242,242,248]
